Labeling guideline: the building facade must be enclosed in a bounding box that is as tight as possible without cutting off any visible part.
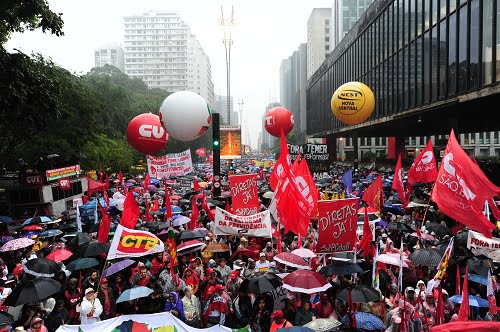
[307,8,332,79]
[331,0,374,49]
[307,0,500,160]
[215,95,238,125]
[279,58,292,110]
[123,11,214,108]
[94,45,125,72]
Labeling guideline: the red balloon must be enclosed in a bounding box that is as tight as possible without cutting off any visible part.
[264,107,294,137]
[126,113,169,155]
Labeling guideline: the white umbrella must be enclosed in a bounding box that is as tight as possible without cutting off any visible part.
[304,318,342,332]
[263,191,274,199]
[378,253,410,267]
[292,248,317,258]
[172,215,190,226]
[177,240,206,254]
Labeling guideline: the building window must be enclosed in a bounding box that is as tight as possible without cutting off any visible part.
[457,6,468,93]
[448,13,457,96]
[325,36,330,42]
[325,45,330,50]
[469,0,479,89]
[483,0,494,85]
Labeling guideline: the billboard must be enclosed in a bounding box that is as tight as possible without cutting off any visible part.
[287,144,331,179]
[220,125,241,159]
[46,165,81,182]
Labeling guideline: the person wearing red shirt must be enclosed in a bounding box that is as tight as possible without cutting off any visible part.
[270,310,293,332]
[314,293,337,319]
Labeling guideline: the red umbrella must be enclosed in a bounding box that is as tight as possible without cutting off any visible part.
[23,225,43,231]
[282,270,331,294]
[274,252,311,270]
[46,249,73,261]
[170,195,182,200]
[177,240,206,254]
[229,249,260,262]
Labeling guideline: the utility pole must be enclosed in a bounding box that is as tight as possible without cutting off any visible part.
[220,6,235,125]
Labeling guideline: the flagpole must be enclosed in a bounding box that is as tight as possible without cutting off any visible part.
[419,182,436,229]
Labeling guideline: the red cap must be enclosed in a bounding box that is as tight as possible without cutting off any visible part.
[190,258,196,263]
[216,284,225,291]
[206,268,214,274]
[308,235,314,239]
[230,271,239,279]
[100,278,108,284]
[207,286,216,295]
[271,310,284,318]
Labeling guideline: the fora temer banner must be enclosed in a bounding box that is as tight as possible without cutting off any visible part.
[214,207,272,237]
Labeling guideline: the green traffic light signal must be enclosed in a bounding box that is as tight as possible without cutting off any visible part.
[213,140,219,146]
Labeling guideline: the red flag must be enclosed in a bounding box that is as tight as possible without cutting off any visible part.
[296,158,319,215]
[105,173,110,189]
[269,132,290,191]
[431,130,499,237]
[436,287,444,325]
[164,187,173,220]
[415,223,422,237]
[103,190,110,209]
[152,199,159,211]
[259,168,264,181]
[118,170,123,185]
[456,266,461,295]
[190,198,200,229]
[225,199,232,213]
[348,288,357,328]
[392,153,406,203]
[143,173,151,189]
[457,266,469,321]
[277,230,282,254]
[489,198,500,221]
[145,198,151,222]
[362,176,384,213]
[193,180,201,192]
[359,207,372,259]
[297,233,302,248]
[195,147,206,157]
[407,139,438,185]
[291,154,300,172]
[120,192,140,229]
[97,203,111,244]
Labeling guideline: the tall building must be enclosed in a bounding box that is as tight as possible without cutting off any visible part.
[215,95,238,125]
[306,8,331,79]
[331,0,374,49]
[123,11,214,108]
[94,45,125,72]
[279,58,292,110]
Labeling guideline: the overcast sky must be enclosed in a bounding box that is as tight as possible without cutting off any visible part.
[6,0,332,149]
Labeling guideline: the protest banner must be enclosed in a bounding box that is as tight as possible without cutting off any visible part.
[46,165,81,182]
[316,198,358,253]
[108,225,164,260]
[147,149,193,178]
[287,144,330,179]
[229,174,259,216]
[56,312,231,332]
[467,230,500,257]
[214,207,272,237]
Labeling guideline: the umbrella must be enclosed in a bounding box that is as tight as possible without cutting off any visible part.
[437,242,473,258]
[409,232,435,241]
[171,205,183,214]
[304,318,342,332]
[180,230,204,241]
[319,261,365,276]
[337,285,380,303]
[291,248,317,258]
[409,248,443,267]
[274,252,311,270]
[0,238,35,252]
[177,240,206,254]
[387,222,414,233]
[277,328,315,332]
[103,259,136,278]
[24,258,62,277]
[39,229,63,238]
[377,253,410,267]
[383,204,405,216]
[194,227,209,236]
[282,270,331,294]
[229,248,260,262]
[357,207,378,214]
[59,223,77,232]
[204,242,230,253]
[170,195,183,200]
[116,286,154,303]
[46,249,73,261]
[22,216,52,225]
[146,184,157,191]
[467,273,488,286]
[263,191,274,199]
[23,225,43,231]
[467,256,493,276]
[340,312,385,331]
[172,215,190,227]
[449,295,489,307]
[0,311,14,327]
[21,231,39,239]
[66,258,99,271]
[454,231,469,246]
[0,216,13,224]
[3,278,61,307]
[245,272,283,295]
[83,241,110,257]
[67,232,92,247]
[424,222,452,238]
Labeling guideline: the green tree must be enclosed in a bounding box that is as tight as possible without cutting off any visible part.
[82,134,134,172]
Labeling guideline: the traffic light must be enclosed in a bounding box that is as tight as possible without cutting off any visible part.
[213,139,219,147]
[212,113,221,196]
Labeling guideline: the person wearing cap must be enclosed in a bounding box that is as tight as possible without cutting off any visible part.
[386,299,415,332]
[379,233,390,253]
[79,288,103,325]
[97,278,115,320]
[216,258,232,283]
[203,286,229,327]
[441,289,453,323]
[27,317,47,332]
[270,310,293,332]
[261,242,276,261]
[225,270,242,300]
[422,291,437,325]
[255,252,270,274]
[201,268,218,301]
[215,284,233,313]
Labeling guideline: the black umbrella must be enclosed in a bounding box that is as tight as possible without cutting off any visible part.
[3,278,61,307]
[24,258,62,278]
[454,231,469,246]
[83,241,110,257]
[387,222,414,233]
[319,261,365,276]
[67,232,92,247]
[66,258,100,272]
[337,285,380,303]
[424,223,451,238]
[243,273,283,295]
[59,223,77,232]
[409,248,443,267]
[437,242,473,259]
[0,311,14,327]
[180,230,204,241]
[467,256,493,276]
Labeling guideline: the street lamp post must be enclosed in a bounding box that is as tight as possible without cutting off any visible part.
[220,6,235,125]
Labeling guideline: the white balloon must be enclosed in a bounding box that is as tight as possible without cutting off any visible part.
[158,91,212,142]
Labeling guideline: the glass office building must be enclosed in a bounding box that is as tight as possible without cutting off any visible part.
[307,0,500,137]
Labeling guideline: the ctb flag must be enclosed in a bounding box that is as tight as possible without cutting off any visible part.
[108,225,164,259]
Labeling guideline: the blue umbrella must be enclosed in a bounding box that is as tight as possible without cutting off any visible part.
[150,178,160,185]
[383,204,405,216]
[160,206,183,215]
[21,231,39,239]
[341,312,385,331]
[0,216,13,224]
[172,215,190,227]
[22,216,52,225]
[449,295,489,307]
[80,198,116,209]
[102,259,136,278]
[467,273,488,286]
[374,218,389,228]
[116,286,153,303]
[39,229,63,238]
[277,327,315,332]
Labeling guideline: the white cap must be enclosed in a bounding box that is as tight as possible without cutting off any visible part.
[85,288,94,295]
[382,234,388,238]
[259,252,266,257]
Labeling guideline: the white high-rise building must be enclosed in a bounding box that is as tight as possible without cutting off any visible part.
[123,11,214,108]
[331,0,374,49]
[307,8,331,79]
[94,45,125,72]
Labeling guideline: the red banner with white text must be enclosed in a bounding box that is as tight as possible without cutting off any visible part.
[229,174,259,216]
[316,198,359,253]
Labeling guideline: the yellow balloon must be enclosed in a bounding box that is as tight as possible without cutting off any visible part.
[331,81,375,125]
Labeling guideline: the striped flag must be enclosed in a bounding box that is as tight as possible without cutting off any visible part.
[372,243,379,290]
[427,238,454,292]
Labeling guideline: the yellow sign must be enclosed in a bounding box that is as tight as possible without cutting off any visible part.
[331,81,375,125]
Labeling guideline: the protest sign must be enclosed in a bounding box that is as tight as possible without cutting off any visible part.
[316,198,359,253]
[229,174,259,216]
[147,149,193,178]
[287,144,330,179]
[46,165,81,182]
[214,207,272,237]
[467,230,500,258]
[108,225,164,259]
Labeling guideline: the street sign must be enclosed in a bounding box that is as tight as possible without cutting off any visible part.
[214,175,220,181]
[214,182,221,188]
